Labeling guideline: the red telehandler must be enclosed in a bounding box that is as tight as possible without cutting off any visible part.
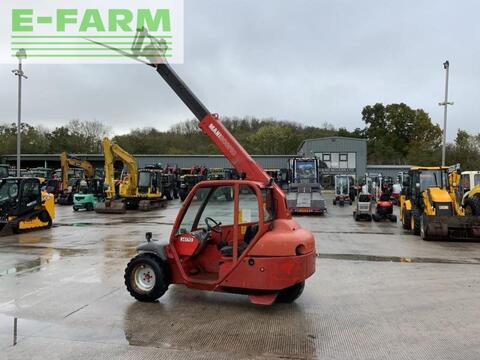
[117,36,316,305]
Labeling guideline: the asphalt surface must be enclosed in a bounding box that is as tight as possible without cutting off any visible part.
[1,194,480,359]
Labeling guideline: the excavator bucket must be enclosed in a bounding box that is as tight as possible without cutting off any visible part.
[94,199,126,214]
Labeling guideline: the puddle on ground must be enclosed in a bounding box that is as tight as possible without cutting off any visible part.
[0,248,90,277]
[318,253,480,265]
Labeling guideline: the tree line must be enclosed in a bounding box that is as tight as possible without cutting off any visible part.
[0,104,479,170]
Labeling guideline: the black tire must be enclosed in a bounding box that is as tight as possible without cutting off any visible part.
[124,253,169,302]
[86,203,94,212]
[173,189,179,199]
[372,213,379,222]
[333,199,336,205]
[73,207,79,212]
[420,215,430,241]
[276,281,305,303]
[412,209,421,235]
[166,188,173,201]
[179,190,187,202]
[390,214,397,223]
[464,196,480,216]
[402,210,411,230]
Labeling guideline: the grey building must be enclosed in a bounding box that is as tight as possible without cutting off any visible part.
[366,165,411,180]
[297,137,368,181]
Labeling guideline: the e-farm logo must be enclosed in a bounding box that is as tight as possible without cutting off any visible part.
[0,0,184,64]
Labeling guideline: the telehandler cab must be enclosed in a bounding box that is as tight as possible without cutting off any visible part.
[116,33,316,305]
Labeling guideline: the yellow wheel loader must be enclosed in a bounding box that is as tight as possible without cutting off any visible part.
[400,166,480,240]
[0,177,55,236]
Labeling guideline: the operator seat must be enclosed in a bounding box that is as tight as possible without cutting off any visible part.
[220,224,258,257]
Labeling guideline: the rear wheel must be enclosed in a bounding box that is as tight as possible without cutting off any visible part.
[276,281,305,303]
[372,213,379,222]
[464,196,480,216]
[412,209,421,235]
[125,254,170,302]
[390,214,397,223]
[165,188,173,201]
[179,189,187,202]
[402,210,411,230]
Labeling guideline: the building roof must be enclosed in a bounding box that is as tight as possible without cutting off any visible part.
[297,136,367,153]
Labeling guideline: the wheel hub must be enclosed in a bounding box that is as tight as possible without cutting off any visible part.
[133,264,156,292]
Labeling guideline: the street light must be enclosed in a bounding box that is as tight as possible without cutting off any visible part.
[11,49,28,177]
[438,60,453,167]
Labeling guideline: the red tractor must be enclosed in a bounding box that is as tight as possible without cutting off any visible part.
[122,43,316,305]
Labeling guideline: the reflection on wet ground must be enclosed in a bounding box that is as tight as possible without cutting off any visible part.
[1,196,480,359]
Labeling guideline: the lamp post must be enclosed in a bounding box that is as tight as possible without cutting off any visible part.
[11,49,28,177]
[438,60,453,167]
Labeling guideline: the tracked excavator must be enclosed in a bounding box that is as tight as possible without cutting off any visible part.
[57,152,95,205]
[106,30,317,305]
[95,138,164,213]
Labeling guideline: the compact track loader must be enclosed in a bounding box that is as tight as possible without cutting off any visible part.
[0,177,55,236]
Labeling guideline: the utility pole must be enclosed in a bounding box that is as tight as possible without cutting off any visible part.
[438,60,453,167]
[11,49,28,177]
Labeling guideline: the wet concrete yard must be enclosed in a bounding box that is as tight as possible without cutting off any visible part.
[1,195,480,359]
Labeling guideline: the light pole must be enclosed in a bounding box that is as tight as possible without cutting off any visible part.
[438,60,453,167]
[11,49,28,177]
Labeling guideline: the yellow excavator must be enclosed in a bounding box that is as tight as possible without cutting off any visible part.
[95,137,164,214]
[400,166,480,240]
[0,177,55,235]
[57,152,95,205]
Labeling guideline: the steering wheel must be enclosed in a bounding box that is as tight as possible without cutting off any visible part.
[205,217,222,233]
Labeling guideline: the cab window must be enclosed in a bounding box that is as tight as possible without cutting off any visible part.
[178,186,234,234]
[262,189,274,222]
[239,186,259,224]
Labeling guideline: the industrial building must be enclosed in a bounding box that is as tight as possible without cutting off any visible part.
[0,136,410,186]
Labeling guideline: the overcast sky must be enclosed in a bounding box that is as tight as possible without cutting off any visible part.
[1,0,479,139]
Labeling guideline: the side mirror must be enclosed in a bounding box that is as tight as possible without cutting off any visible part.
[145,232,152,242]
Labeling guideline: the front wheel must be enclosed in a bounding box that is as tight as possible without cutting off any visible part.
[124,254,170,302]
[276,281,305,303]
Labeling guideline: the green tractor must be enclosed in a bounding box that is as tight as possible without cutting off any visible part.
[73,179,105,212]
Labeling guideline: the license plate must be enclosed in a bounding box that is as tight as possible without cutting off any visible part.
[439,205,449,210]
[298,208,310,213]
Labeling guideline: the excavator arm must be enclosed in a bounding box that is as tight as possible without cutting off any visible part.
[60,152,94,191]
[102,137,138,198]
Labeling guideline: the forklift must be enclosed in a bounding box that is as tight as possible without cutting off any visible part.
[114,31,316,305]
[0,177,55,235]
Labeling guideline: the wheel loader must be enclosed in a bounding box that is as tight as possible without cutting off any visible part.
[0,177,55,236]
[400,166,480,240]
